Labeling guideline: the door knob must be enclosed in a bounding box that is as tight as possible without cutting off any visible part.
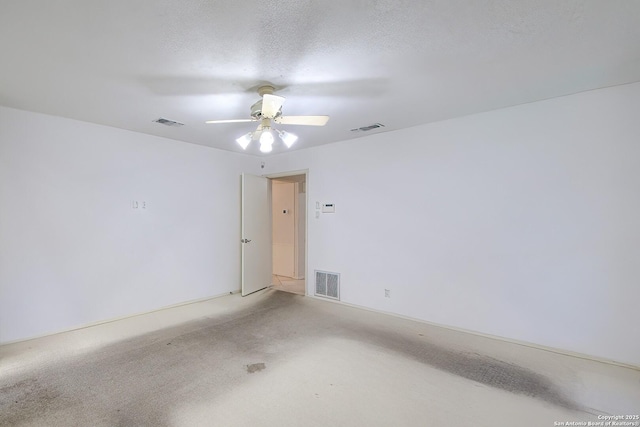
[241,239,252,243]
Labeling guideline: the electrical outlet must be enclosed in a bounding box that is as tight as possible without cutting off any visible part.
[385,289,390,298]
[132,200,147,210]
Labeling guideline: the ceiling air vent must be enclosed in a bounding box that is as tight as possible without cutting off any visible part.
[153,117,184,127]
[350,123,385,132]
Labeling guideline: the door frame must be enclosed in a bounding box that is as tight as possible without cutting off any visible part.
[265,169,309,296]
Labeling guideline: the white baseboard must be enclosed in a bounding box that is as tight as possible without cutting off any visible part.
[0,290,239,347]
[308,294,640,371]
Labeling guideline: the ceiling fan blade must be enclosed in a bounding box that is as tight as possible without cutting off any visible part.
[252,123,264,140]
[205,119,255,124]
[261,94,285,119]
[274,115,330,126]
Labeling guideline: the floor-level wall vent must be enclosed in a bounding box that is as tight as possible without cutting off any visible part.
[315,270,340,300]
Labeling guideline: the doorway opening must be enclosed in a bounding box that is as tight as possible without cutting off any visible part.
[269,173,306,295]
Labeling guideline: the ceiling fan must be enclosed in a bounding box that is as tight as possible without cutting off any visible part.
[205,85,329,153]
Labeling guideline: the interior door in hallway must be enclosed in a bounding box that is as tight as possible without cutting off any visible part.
[241,173,272,296]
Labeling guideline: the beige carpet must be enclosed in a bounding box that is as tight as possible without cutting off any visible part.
[1,289,638,426]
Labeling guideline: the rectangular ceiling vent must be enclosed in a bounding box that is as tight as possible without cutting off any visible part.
[153,117,184,127]
[350,123,385,132]
[315,270,340,300]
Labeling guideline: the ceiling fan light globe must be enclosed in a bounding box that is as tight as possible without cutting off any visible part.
[259,141,273,153]
[279,130,298,148]
[259,129,274,145]
[235,133,252,150]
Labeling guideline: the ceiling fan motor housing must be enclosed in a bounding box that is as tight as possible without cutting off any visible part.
[250,99,281,120]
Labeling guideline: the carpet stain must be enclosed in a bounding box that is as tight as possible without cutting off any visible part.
[344,322,584,412]
[246,363,266,373]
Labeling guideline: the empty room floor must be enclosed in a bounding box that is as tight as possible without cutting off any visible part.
[1,290,639,427]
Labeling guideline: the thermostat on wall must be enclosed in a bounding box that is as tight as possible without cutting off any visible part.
[322,203,335,213]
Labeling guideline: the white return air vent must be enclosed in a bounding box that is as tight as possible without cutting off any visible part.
[315,270,340,300]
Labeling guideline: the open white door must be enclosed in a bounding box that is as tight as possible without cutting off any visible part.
[241,174,272,296]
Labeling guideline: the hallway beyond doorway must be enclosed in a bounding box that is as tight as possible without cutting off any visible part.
[272,274,305,295]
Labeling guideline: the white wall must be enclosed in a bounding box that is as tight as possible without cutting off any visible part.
[261,82,640,366]
[0,106,251,343]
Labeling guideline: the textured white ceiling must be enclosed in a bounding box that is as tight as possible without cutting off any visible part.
[1,1,640,156]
